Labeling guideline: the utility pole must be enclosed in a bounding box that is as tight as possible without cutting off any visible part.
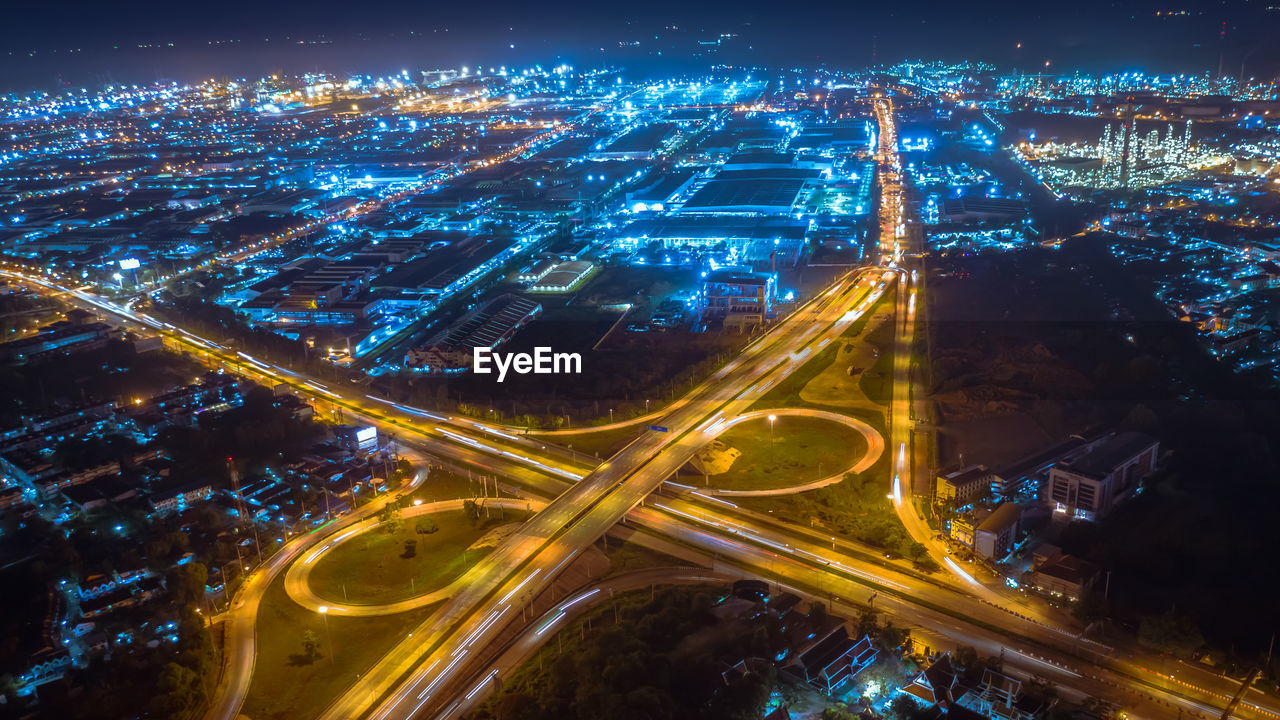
[228,457,263,565]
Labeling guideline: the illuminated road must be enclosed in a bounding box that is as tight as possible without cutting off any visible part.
[436,567,736,720]
[367,264,1277,720]
[526,408,666,436]
[433,547,1256,720]
[605,506,1276,720]
[324,272,892,720]
[7,262,1277,719]
[394,471,1275,720]
[204,465,430,720]
[872,93,1004,603]
[0,261,880,720]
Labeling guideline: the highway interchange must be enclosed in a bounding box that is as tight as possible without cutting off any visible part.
[3,89,1278,720]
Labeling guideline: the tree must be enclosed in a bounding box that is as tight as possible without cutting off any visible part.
[301,629,321,660]
[1073,588,1110,624]
[807,600,828,627]
[149,662,201,716]
[905,541,930,563]
[1138,612,1205,658]
[381,507,403,534]
[880,623,907,650]
[178,603,215,676]
[1122,403,1159,433]
[888,694,922,720]
[953,645,979,671]
[1025,673,1058,700]
[416,517,439,536]
[856,609,880,638]
[463,500,481,526]
[168,562,209,606]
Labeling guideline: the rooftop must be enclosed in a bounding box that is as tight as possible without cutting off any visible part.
[681,178,806,212]
[976,501,1021,533]
[1062,431,1159,479]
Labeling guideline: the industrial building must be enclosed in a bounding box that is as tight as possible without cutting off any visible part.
[405,294,541,372]
[940,197,1028,224]
[697,269,775,331]
[935,465,995,507]
[1046,432,1159,521]
[528,261,595,292]
[613,217,808,268]
[680,178,808,214]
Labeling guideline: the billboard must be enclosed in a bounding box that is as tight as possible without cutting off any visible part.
[355,426,378,452]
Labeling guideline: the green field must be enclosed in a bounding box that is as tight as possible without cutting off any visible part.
[694,415,869,492]
[856,315,896,405]
[602,537,692,575]
[404,470,475,502]
[243,574,438,720]
[308,510,527,605]
[748,293,894,432]
[544,424,645,460]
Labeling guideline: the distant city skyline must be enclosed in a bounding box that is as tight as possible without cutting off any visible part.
[4,0,1280,92]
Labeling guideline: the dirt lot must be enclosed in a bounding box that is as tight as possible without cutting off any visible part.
[926,249,1102,469]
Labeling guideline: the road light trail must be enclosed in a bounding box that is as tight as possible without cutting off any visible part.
[10,265,1267,720]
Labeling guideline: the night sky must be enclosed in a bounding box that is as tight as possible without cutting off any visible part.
[3,0,1279,91]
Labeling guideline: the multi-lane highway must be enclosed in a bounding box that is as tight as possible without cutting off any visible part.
[437,567,738,720]
[210,90,1280,720]
[407,418,1275,720]
[7,87,1277,719]
[8,262,1278,720]
[0,260,886,720]
[320,270,890,720]
[872,94,1003,603]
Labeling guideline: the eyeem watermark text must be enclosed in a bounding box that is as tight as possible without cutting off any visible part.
[473,347,582,382]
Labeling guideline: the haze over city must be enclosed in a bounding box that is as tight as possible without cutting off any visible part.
[7,0,1280,91]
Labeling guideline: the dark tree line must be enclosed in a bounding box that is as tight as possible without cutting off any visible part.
[469,586,780,720]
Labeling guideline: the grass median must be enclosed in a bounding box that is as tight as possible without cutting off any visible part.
[688,415,869,492]
[243,573,439,720]
[308,509,530,605]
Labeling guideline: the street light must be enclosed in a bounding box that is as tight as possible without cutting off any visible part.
[318,605,334,665]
